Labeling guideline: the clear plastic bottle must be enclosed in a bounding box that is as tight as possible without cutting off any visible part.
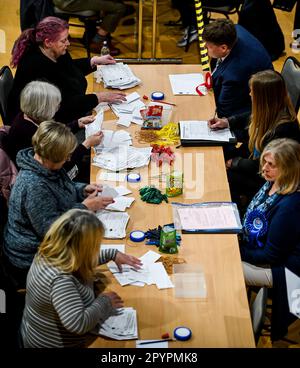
[100,40,110,56]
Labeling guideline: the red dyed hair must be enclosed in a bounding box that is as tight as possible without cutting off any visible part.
[11,16,69,68]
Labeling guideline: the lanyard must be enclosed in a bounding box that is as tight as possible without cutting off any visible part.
[195,72,212,96]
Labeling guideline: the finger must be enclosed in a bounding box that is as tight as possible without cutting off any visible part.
[88,190,98,198]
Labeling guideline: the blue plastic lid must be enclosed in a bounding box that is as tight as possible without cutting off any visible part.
[130,230,146,242]
[151,91,165,100]
[174,327,192,341]
[127,173,141,182]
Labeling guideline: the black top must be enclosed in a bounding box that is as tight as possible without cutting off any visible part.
[4,113,89,179]
[8,46,98,123]
[228,113,300,174]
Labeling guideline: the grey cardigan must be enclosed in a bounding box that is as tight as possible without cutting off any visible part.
[4,148,86,269]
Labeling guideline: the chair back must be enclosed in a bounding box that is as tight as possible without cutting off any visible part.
[281,57,300,114]
[0,126,18,204]
[250,287,268,344]
[0,66,14,125]
[203,0,244,19]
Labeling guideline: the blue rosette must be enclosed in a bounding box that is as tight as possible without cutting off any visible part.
[244,209,268,248]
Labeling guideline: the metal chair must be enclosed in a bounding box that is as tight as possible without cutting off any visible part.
[203,1,244,21]
[281,56,300,114]
[0,66,14,126]
[53,7,100,58]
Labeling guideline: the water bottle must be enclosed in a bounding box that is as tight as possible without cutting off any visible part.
[100,40,110,56]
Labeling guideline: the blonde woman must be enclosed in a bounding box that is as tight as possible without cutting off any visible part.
[3,121,114,289]
[239,138,300,340]
[209,70,300,208]
[21,209,141,348]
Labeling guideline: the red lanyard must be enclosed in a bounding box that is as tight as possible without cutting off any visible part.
[195,72,212,96]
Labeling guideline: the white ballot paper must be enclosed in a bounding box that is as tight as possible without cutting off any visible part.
[98,307,138,340]
[172,202,242,233]
[98,63,141,89]
[108,250,173,289]
[169,73,204,95]
[93,146,152,171]
[85,110,103,138]
[96,211,129,238]
[179,120,234,142]
[285,268,300,318]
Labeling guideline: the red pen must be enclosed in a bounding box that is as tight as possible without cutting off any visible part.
[150,100,176,106]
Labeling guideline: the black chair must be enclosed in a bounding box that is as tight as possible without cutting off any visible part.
[0,66,14,126]
[281,56,300,114]
[203,1,244,21]
[250,287,269,344]
[53,7,100,58]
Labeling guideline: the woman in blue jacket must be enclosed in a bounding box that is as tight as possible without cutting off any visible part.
[239,138,300,340]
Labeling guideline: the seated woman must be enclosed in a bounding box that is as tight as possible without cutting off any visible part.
[240,138,300,340]
[21,208,141,348]
[3,121,114,289]
[209,70,300,209]
[4,80,101,183]
[8,16,126,123]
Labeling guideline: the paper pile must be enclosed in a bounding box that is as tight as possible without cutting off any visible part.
[98,307,138,340]
[94,129,132,154]
[96,211,129,238]
[110,92,145,127]
[97,62,141,89]
[93,145,152,171]
[108,250,174,289]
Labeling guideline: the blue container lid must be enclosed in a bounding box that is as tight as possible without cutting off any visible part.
[130,230,146,242]
[127,173,141,183]
[151,91,165,100]
[174,326,192,341]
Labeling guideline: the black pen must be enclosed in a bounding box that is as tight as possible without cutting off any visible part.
[137,338,174,345]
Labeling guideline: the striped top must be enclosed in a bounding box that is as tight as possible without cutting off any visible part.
[21,248,117,348]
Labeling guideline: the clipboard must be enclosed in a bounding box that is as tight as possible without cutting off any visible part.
[172,202,243,234]
[179,121,236,147]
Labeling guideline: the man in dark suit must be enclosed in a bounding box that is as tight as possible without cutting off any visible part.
[203,19,273,118]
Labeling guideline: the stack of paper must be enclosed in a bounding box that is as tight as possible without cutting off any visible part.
[98,63,141,89]
[98,307,138,340]
[169,73,204,95]
[85,110,103,138]
[108,250,174,289]
[110,92,145,127]
[99,171,127,182]
[94,129,132,154]
[96,211,129,238]
[93,146,152,171]
[101,185,135,212]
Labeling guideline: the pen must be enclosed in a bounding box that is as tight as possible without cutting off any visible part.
[137,338,174,345]
[150,100,177,106]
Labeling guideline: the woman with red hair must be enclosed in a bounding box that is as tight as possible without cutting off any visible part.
[8,16,126,124]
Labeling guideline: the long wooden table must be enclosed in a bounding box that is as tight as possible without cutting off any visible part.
[90,65,255,348]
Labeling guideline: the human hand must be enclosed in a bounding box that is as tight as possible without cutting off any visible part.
[103,291,124,309]
[82,194,114,211]
[208,117,229,130]
[114,251,142,272]
[96,91,126,104]
[225,159,233,169]
[82,131,103,149]
[91,54,116,67]
[83,183,103,197]
[78,115,95,128]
